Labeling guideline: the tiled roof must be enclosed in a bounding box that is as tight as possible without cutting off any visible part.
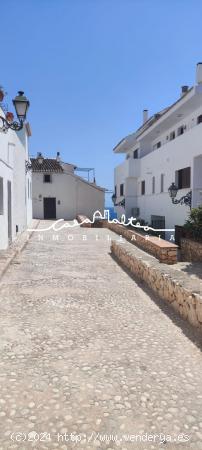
[31,158,64,172]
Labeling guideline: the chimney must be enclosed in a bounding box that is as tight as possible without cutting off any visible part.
[56,151,60,161]
[196,62,202,84]
[181,85,189,96]
[143,109,148,124]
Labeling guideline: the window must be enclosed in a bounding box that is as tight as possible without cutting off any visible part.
[152,176,155,194]
[177,126,184,136]
[170,131,175,140]
[141,180,145,195]
[160,174,165,192]
[197,115,202,124]
[0,178,3,214]
[177,167,191,189]
[120,184,124,196]
[44,174,51,183]
[133,149,138,159]
[153,141,161,150]
[114,185,117,197]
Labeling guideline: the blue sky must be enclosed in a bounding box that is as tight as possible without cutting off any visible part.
[1,0,202,203]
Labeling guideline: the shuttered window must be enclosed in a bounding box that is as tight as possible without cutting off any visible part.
[120,184,124,196]
[152,176,155,194]
[178,167,191,189]
[141,180,145,195]
[160,174,165,192]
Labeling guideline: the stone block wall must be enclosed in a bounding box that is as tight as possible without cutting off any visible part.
[181,238,202,262]
[76,215,92,228]
[106,222,178,264]
[111,240,202,331]
[77,217,178,264]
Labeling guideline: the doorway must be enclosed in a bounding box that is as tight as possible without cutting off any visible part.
[151,215,165,239]
[43,197,56,219]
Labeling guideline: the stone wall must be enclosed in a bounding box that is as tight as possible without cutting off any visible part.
[76,215,92,228]
[181,238,202,262]
[78,217,178,264]
[106,222,178,264]
[111,240,202,331]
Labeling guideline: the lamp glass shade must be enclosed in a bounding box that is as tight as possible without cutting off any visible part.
[168,182,178,199]
[12,91,30,121]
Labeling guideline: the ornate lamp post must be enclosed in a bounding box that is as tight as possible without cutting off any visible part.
[0,91,30,132]
[168,182,192,208]
[112,193,125,207]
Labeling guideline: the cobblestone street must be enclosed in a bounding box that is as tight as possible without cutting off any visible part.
[0,221,202,449]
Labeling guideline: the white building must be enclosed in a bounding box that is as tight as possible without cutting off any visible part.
[31,153,105,220]
[113,63,202,239]
[0,107,32,249]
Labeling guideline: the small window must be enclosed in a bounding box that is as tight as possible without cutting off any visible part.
[160,174,165,193]
[133,149,138,159]
[152,176,155,194]
[197,115,202,124]
[141,180,145,195]
[170,131,175,140]
[153,141,161,150]
[177,167,191,189]
[177,126,184,136]
[0,177,3,215]
[120,184,124,196]
[44,174,51,183]
[114,185,117,197]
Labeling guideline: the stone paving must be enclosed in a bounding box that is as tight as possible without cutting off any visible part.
[0,221,202,449]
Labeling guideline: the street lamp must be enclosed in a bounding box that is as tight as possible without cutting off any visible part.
[112,193,116,205]
[0,91,30,132]
[25,160,32,173]
[168,182,192,208]
[13,91,30,122]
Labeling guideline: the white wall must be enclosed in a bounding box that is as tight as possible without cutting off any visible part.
[0,109,32,249]
[32,171,104,220]
[114,113,202,238]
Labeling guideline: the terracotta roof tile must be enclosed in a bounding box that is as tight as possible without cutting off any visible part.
[31,158,64,172]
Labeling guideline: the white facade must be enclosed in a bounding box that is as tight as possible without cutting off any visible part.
[113,64,202,239]
[0,107,32,249]
[32,155,105,220]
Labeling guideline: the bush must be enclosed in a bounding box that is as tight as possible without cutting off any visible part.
[184,206,202,241]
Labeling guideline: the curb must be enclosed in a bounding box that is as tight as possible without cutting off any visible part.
[0,220,40,281]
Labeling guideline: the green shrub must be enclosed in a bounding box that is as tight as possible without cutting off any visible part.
[184,206,202,241]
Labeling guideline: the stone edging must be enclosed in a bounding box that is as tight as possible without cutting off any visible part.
[0,220,40,281]
[76,215,92,227]
[111,240,202,331]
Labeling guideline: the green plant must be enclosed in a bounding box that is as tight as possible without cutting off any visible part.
[184,206,202,241]
[185,206,202,227]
